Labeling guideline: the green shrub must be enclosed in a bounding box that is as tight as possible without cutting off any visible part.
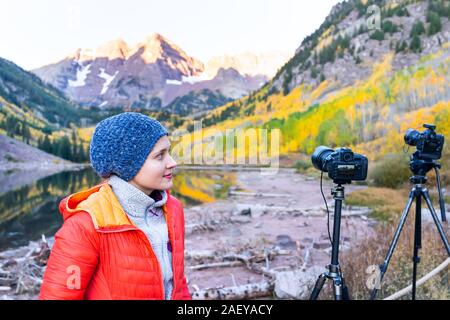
[370,153,410,188]
[294,159,312,172]
[369,30,385,41]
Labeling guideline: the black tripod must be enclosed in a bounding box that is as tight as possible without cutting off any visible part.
[310,184,350,300]
[371,162,450,300]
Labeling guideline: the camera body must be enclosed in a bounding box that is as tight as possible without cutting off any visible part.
[312,146,368,184]
[404,124,444,160]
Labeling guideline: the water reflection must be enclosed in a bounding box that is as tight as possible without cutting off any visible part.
[0,167,235,250]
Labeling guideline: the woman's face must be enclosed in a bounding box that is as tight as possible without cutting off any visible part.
[129,135,177,195]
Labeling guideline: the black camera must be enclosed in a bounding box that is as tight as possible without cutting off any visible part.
[311,146,368,184]
[404,124,444,160]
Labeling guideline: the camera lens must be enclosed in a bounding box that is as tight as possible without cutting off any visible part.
[404,129,420,146]
[311,146,334,172]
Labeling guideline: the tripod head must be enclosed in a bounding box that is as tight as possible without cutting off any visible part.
[331,184,345,200]
[409,151,441,177]
[408,152,446,222]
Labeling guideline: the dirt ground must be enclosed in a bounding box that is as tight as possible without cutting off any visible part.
[183,168,377,298]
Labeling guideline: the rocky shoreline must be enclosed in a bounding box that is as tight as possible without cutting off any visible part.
[0,168,376,300]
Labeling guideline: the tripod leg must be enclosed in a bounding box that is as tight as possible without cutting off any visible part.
[422,189,450,256]
[341,277,351,300]
[411,190,422,300]
[332,277,344,300]
[434,167,447,222]
[310,273,327,300]
[370,190,415,300]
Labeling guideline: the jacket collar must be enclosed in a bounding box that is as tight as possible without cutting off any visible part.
[60,181,173,233]
[107,174,167,218]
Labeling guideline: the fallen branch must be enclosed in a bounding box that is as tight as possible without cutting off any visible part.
[188,261,243,271]
[192,281,273,300]
[229,191,291,198]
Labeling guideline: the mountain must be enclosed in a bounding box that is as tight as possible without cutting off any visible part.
[204,51,292,79]
[33,34,204,110]
[179,0,450,163]
[32,34,281,114]
[0,57,89,130]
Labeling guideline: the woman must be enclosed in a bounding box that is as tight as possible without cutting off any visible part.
[40,112,191,300]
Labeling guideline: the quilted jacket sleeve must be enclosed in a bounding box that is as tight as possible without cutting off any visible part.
[39,212,99,300]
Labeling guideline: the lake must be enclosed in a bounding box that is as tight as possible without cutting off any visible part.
[0,167,236,251]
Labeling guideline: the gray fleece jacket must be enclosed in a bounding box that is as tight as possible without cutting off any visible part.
[107,174,173,300]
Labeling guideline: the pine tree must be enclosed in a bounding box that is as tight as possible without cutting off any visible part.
[427,12,442,35]
[409,35,422,53]
[21,122,31,144]
[282,68,293,95]
[311,66,318,79]
[71,130,78,162]
[5,115,18,137]
[395,40,408,53]
[56,136,71,160]
[410,20,425,37]
[78,142,86,162]
[42,135,52,153]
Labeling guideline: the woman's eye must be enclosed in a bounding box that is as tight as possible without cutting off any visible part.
[156,153,163,160]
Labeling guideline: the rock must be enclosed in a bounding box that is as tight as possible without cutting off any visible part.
[324,243,350,254]
[232,204,268,218]
[304,206,327,216]
[227,228,243,237]
[302,237,314,243]
[254,222,263,229]
[275,235,297,249]
[230,216,252,224]
[368,221,378,228]
[2,259,17,268]
[313,241,331,250]
[297,222,309,228]
[273,266,325,299]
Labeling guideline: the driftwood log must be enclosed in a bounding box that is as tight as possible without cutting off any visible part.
[192,281,273,300]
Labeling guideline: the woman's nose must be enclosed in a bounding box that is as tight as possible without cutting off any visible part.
[167,154,177,169]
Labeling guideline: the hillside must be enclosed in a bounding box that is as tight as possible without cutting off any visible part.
[0,134,84,194]
[177,0,449,166]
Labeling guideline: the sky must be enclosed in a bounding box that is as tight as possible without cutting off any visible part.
[0,0,341,70]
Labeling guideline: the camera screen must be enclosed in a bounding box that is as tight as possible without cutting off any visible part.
[337,164,356,176]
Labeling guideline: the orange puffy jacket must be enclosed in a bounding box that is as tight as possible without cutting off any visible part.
[39,181,191,300]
